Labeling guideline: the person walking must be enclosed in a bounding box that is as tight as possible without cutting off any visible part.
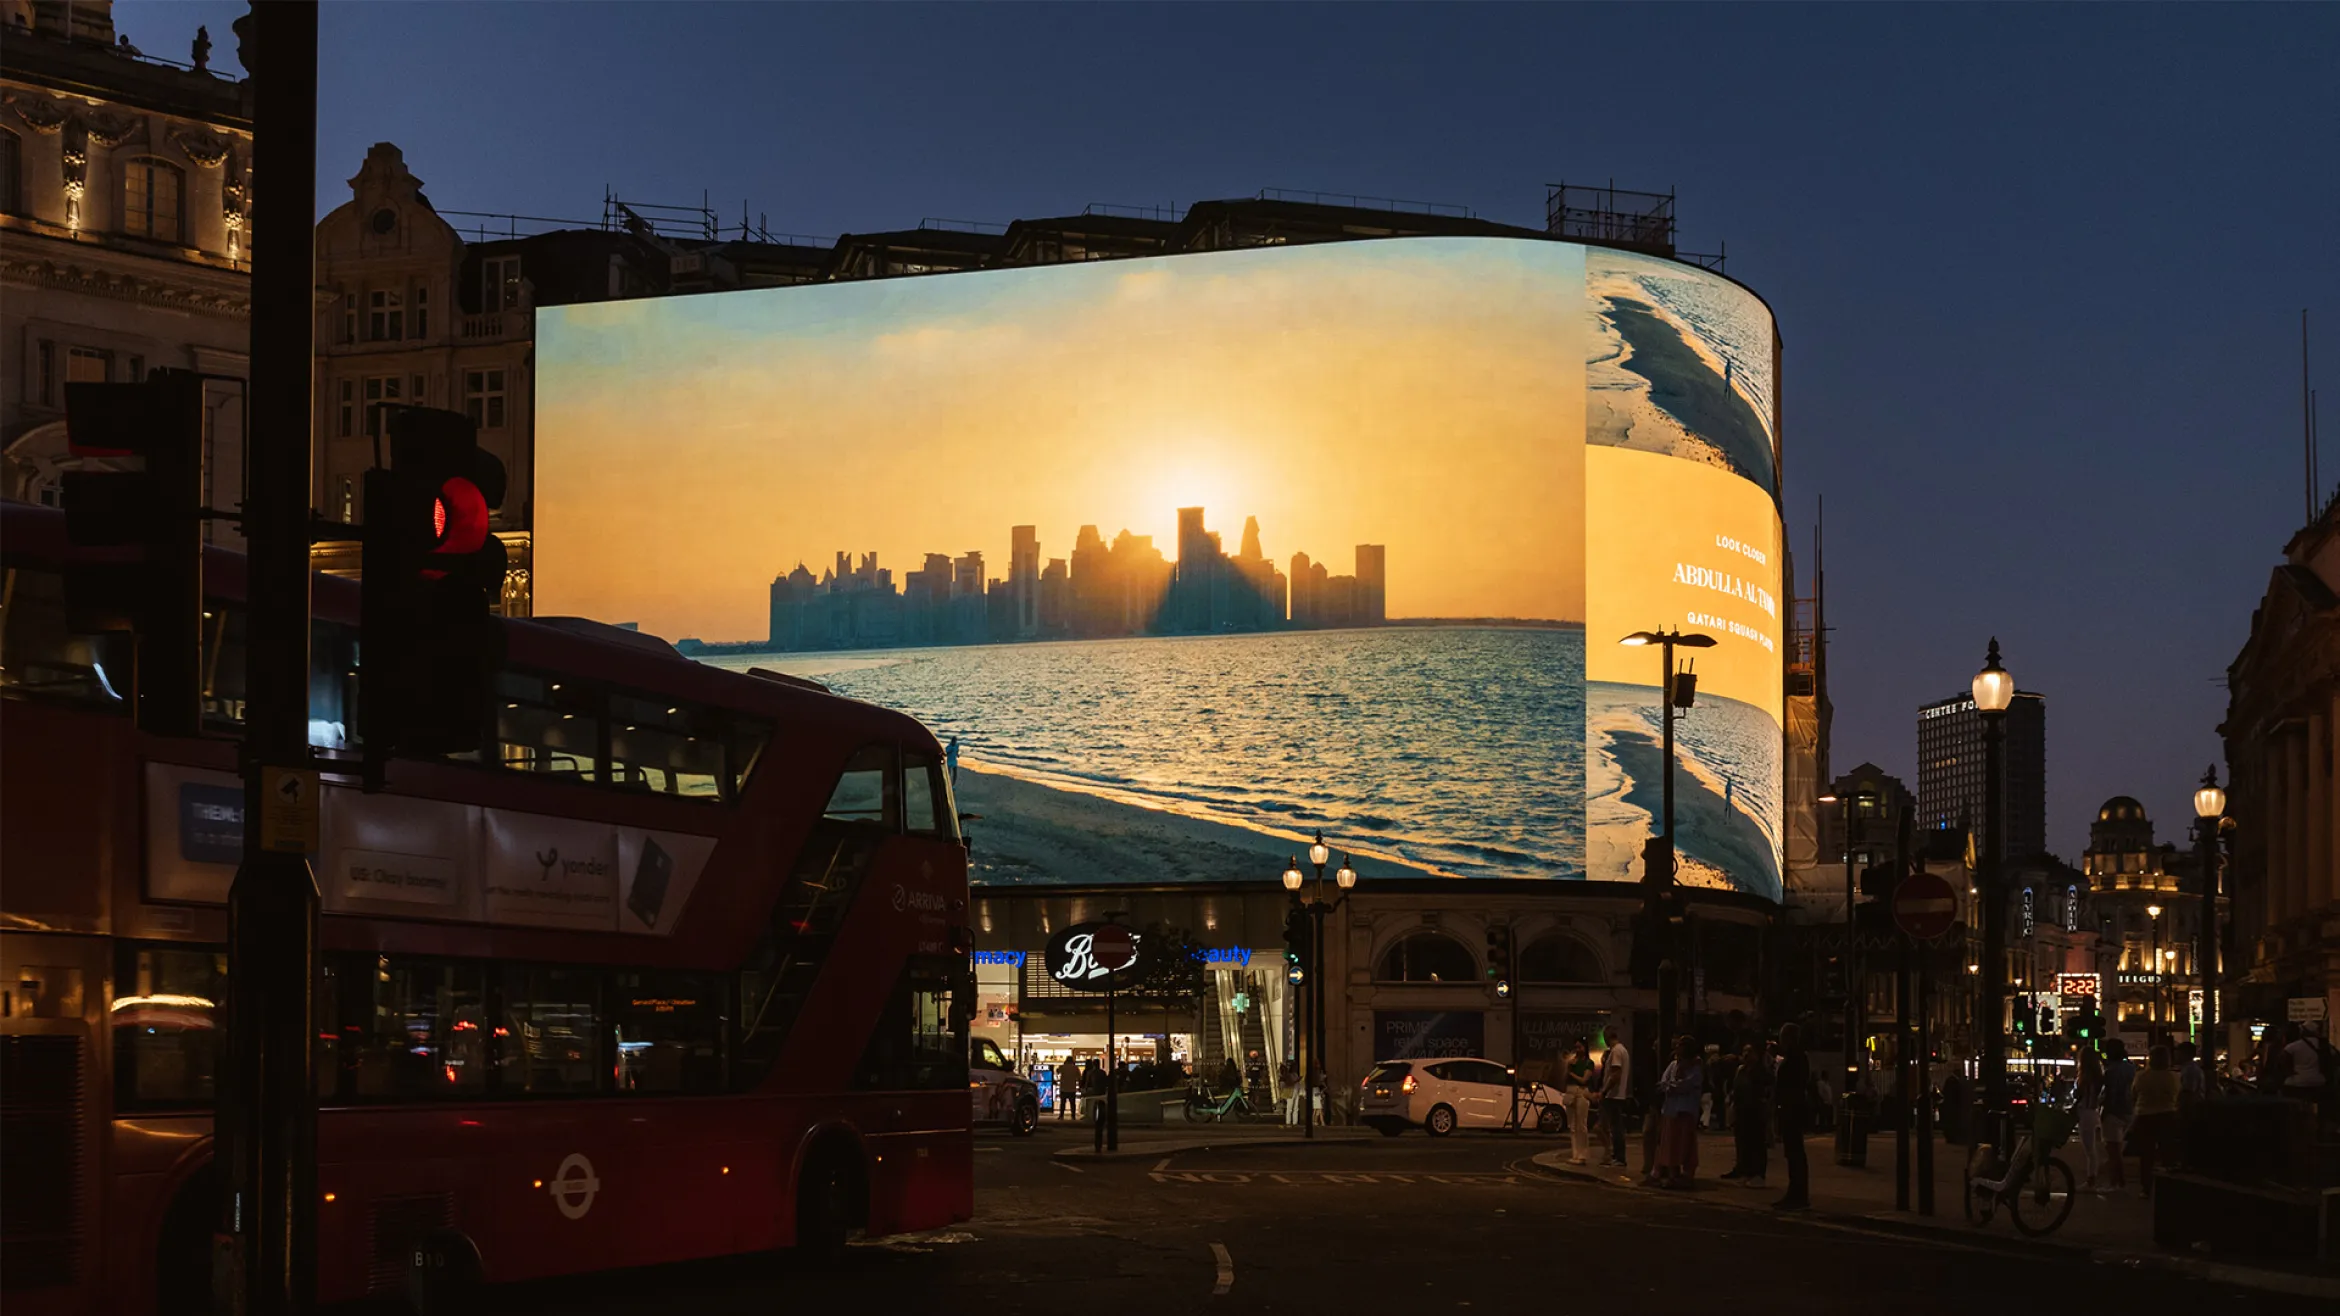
[2131,1045,2182,1199]
[1599,1032,1634,1167]
[1057,1056,1080,1120]
[1652,1036,1705,1189]
[2074,1042,2106,1191]
[1722,1043,1770,1187]
[2100,1039,2137,1192]
[2175,1042,2207,1112]
[1772,1023,1812,1211]
[2280,1022,2330,1124]
[1560,1038,1597,1165]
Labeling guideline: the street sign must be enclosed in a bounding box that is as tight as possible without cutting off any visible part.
[1893,870,1957,941]
[2290,996,2329,1022]
[259,766,318,854]
[1090,923,1136,972]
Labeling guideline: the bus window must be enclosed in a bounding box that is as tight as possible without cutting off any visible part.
[853,961,966,1091]
[199,600,247,730]
[611,971,725,1093]
[309,619,359,749]
[345,956,488,1100]
[904,749,950,837]
[0,567,134,712]
[823,744,898,829]
[608,693,723,798]
[499,965,602,1095]
[112,944,225,1109]
[493,670,602,780]
[727,716,772,798]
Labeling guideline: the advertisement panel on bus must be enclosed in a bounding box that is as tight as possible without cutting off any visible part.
[536,237,1785,900]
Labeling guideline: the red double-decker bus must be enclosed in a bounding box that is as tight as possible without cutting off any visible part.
[0,502,975,1313]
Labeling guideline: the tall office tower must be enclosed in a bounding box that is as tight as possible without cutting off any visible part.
[1010,525,1041,638]
[1916,688,2048,863]
[1355,544,1387,623]
[1290,551,1315,625]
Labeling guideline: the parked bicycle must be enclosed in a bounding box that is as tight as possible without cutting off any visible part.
[1184,1084,1265,1123]
[1962,1104,2078,1236]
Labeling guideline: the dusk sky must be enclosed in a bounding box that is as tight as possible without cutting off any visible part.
[116,2,2340,857]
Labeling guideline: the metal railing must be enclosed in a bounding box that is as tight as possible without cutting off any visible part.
[1255,187,1475,219]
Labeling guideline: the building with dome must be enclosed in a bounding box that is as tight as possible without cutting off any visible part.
[2080,794,2213,1052]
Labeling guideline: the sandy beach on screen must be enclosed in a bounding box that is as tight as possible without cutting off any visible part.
[953,762,1455,885]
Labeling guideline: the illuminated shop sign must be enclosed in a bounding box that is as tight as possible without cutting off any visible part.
[2054,973,2099,999]
[972,951,1027,967]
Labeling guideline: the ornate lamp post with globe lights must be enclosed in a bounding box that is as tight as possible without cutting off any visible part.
[1284,833,1355,1140]
[2193,768,2227,1074]
[1971,640,2016,1116]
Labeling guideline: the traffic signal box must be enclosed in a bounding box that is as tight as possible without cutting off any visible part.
[1486,923,1512,986]
[1281,905,1310,979]
[61,370,205,736]
[360,407,507,779]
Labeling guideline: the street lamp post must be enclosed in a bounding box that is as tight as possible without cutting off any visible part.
[1972,639,2016,1116]
[2193,767,2227,1077]
[1619,628,1718,1059]
[2147,903,2164,1040]
[1818,788,1872,1164]
[1285,835,1355,1141]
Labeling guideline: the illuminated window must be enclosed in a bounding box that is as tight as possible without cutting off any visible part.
[824,744,899,828]
[122,157,182,242]
[66,346,111,384]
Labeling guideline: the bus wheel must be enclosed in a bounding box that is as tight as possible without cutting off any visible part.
[796,1144,867,1263]
[154,1167,216,1316]
[405,1228,484,1316]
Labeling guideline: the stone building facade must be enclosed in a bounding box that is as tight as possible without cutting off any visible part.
[2222,493,2340,1034]
[1,1,251,543]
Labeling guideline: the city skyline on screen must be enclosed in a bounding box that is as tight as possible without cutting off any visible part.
[536,238,1587,644]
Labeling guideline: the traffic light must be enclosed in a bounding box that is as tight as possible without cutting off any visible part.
[1857,861,1901,903]
[1486,922,1511,987]
[1281,905,1310,980]
[60,370,205,736]
[2011,993,2033,1039]
[2038,1002,2058,1036]
[2066,1010,2102,1042]
[360,407,507,777]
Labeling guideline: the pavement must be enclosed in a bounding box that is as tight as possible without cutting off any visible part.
[1528,1127,2340,1299]
[447,1122,2323,1314]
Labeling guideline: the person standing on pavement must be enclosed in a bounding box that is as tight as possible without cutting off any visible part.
[1599,1032,1634,1166]
[1772,1023,1812,1211]
[1560,1038,1597,1165]
[2100,1038,2137,1191]
[1652,1035,1705,1189]
[1722,1043,1770,1187]
[1058,1056,1080,1120]
[2074,1042,2105,1191]
[2175,1042,2207,1112]
[2131,1045,2183,1199]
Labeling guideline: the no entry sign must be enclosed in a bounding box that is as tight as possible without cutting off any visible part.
[1091,923,1136,972]
[1893,871,1957,941]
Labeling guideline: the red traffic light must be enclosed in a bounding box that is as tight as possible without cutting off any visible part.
[430,476,491,557]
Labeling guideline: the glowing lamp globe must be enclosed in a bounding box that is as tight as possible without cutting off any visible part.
[1972,638,2015,714]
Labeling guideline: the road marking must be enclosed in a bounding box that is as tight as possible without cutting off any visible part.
[1153,1157,1173,1172]
[1149,1170,1520,1185]
[1210,1242,1233,1295]
[1053,1161,1084,1173]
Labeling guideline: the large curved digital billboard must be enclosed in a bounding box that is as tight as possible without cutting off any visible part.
[536,237,1784,899]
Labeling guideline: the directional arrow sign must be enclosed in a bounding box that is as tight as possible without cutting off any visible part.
[1893,870,1957,941]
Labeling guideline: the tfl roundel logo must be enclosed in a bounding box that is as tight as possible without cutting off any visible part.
[549,1152,600,1220]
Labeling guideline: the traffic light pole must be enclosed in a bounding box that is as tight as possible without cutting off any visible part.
[220,6,322,1315]
[1656,633,1679,1063]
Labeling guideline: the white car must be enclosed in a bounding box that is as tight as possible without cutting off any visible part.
[970,1037,1041,1136]
[1357,1058,1564,1136]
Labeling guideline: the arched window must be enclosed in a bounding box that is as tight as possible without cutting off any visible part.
[1517,935,1604,984]
[122,156,183,243]
[1374,932,1477,984]
[0,128,21,216]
